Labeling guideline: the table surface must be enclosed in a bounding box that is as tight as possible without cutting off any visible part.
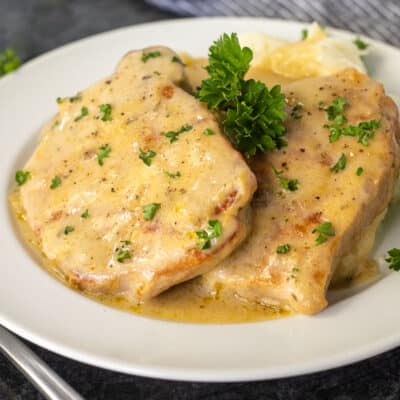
[1,0,399,399]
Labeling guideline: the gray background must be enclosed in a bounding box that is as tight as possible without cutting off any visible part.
[1,0,399,399]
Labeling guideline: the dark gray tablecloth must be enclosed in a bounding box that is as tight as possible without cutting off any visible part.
[1,1,399,399]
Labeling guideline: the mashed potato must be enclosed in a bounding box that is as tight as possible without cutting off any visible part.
[239,23,368,79]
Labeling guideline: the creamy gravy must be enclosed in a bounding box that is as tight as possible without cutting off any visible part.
[10,189,289,323]
[9,62,382,323]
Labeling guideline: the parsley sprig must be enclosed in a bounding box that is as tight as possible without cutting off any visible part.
[320,96,381,145]
[313,222,335,245]
[277,244,291,254]
[0,48,21,77]
[164,124,192,143]
[143,203,161,221]
[198,33,286,156]
[141,51,161,63]
[386,248,400,271]
[97,144,111,166]
[196,220,222,250]
[139,149,156,166]
[331,153,346,173]
[15,170,30,186]
[99,104,112,121]
[273,167,299,191]
[74,106,88,122]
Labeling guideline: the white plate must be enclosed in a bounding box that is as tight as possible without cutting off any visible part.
[1,17,400,382]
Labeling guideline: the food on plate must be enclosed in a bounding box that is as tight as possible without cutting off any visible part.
[200,69,399,314]
[238,23,367,79]
[10,24,400,322]
[10,46,256,302]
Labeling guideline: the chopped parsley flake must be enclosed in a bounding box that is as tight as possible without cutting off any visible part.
[0,48,21,77]
[81,209,90,218]
[64,226,75,235]
[353,37,369,50]
[385,248,400,271]
[313,222,335,246]
[164,170,181,178]
[115,241,132,263]
[69,94,82,102]
[143,203,161,221]
[97,144,111,166]
[164,124,193,143]
[331,153,347,173]
[139,148,156,166]
[290,103,303,119]
[203,128,216,136]
[196,220,222,250]
[321,97,380,145]
[277,244,291,254]
[291,267,300,279]
[356,167,364,176]
[56,97,63,104]
[15,170,30,186]
[116,250,131,262]
[171,55,183,64]
[301,29,308,40]
[50,176,61,189]
[74,106,88,122]
[198,33,286,156]
[99,103,112,121]
[141,51,161,63]
[273,167,299,191]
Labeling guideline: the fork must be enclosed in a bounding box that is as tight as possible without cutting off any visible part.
[0,325,84,400]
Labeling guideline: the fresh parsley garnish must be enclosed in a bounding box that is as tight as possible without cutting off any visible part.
[50,176,61,189]
[139,149,156,166]
[203,128,215,136]
[15,170,30,186]
[116,250,131,263]
[321,97,380,145]
[198,33,286,156]
[164,170,181,178]
[356,167,364,176]
[171,55,183,64]
[97,144,111,166]
[141,51,161,63]
[99,104,112,121]
[277,244,291,254]
[0,48,21,77]
[69,94,82,102]
[74,106,88,122]
[354,37,369,50]
[313,222,335,245]
[301,29,308,40]
[331,153,346,173]
[64,226,75,235]
[290,103,303,119]
[81,209,90,218]
[196,220,222,250]
[164,124,193,143]
[385,248,400,271]
[291,267,300,279]
[273,167,299,191]
[143,203,161,221]
[115,240,132,263]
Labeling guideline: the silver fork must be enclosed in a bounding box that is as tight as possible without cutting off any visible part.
[0,325,84,400]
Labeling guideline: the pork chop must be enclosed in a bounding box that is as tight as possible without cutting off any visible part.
[200,69,400,314]
[15,46,257,301]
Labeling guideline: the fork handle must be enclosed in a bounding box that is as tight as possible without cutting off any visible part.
[0,325,84,400]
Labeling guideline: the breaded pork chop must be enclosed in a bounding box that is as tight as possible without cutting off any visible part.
[16,46,256,301]
[201,69,400,314]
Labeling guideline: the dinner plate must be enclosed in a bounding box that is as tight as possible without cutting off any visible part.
[1,17,400,382]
